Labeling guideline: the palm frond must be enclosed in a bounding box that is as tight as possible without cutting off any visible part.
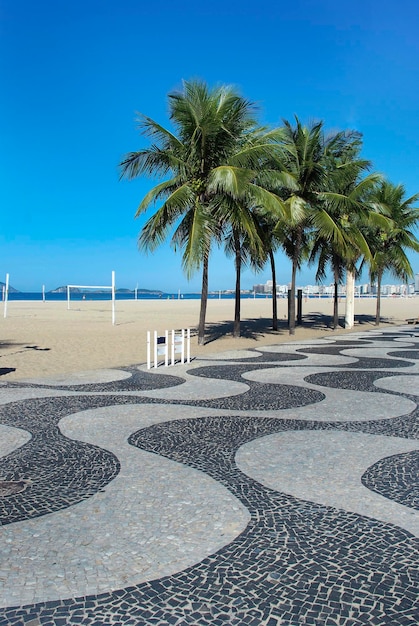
[208,165,253,198]
[136,182,194,217]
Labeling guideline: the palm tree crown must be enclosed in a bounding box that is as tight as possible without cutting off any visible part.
[119,80,284,343]
[365,180,419,324]
[120,83,418,340]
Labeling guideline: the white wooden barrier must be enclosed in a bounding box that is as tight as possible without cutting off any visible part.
[147,329,191,369]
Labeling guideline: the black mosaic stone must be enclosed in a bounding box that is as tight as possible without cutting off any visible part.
[339,356,415,368]
[2,414,417,625]
[322,339,373,345]
[188,381,325,411]
[361,450,419,510]
[188,363,281,381]
[5,367,185,393]
[197,350,308,363]
[365,333,417,341]
[296,345,363,356]
[1,329,418,625]
[296,344,416,367]
[388,349,419,360]
[305,369,419,393]
[0,396,120,525]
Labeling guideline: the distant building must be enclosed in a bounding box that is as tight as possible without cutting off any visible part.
[250,279,418,297]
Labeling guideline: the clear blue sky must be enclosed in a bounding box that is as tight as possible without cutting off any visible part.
[1,0,418,292]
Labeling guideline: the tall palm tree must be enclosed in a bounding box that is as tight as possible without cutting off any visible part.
[286,126,382,330]
[310,164,382,329]
[223,219,262,337]
[216,127,288,337]
[256,214,283,330]
[119,80,272,344]
[271,118,326,335]
[365,181,419,325]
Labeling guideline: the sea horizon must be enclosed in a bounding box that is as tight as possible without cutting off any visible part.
[1,291,413,302]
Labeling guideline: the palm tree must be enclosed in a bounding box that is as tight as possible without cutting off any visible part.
[365,181,419,325]
[119,80,270,344]
[223,219,262,337]
[270,118,326,335]
[216,127,288,337]
[287,127,383,331]
[256,215,283,330]
[310,159,382,329]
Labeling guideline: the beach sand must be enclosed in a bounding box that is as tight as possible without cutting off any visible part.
[0,295,417,381]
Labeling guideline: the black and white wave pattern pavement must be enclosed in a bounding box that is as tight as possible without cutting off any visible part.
[0,326,418,625]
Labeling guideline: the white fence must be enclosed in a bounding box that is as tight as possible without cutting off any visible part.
[147,329,191,368]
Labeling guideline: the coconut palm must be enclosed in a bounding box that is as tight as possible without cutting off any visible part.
[310,153,382,329]
[222,218,262,337]
[270,117,327,335]
[256,215,283,330]
[365,181,419,325]
[216,127,290,337]
[120,80,283,344]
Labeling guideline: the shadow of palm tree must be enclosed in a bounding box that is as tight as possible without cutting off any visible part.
[202,312,398,344]
[0,341,50,355]
[0,341,27,351]
[302,312,388,329]
[203,317,291,344]
[0,368,16,376]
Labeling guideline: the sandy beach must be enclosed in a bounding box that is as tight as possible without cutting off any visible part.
[0,295,417,381]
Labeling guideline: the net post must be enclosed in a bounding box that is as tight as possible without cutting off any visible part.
[187,328,190,363]
[111,271,115,326]
[3,273,9,318]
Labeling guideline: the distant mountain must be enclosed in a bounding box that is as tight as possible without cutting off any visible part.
[0,281,19,293]
[49,286,164,295]
[135,288,164,295]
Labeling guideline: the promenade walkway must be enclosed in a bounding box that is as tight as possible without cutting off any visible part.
[0,326,418,625]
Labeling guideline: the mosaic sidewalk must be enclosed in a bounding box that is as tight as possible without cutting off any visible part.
[0,326,418,625]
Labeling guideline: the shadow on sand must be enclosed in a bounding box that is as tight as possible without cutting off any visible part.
[202,313,394,345]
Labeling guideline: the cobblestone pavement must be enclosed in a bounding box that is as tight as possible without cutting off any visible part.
[0,326,418,625]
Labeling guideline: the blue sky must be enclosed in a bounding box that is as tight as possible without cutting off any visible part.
[1,0,418,292]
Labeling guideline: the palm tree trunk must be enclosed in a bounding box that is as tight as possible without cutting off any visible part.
[375,273,382,325]
[269,249,278,331]
[289,256,297,335]
[198,253,209,345]
[333,267,339,330]
[233,231,241,338]
[345,269,355,329]
[289,230,301,336]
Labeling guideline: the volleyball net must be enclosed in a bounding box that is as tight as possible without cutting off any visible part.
[67,271,116,325]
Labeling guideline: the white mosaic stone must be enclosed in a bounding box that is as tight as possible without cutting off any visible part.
[17,368,132,386]
[236,430,419,536]
[373,374,419,395]
[0,404,250,607]
[0,424,31,457]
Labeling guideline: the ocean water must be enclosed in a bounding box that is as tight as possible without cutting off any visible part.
[3,292,343,302]
[3,292,273,302]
